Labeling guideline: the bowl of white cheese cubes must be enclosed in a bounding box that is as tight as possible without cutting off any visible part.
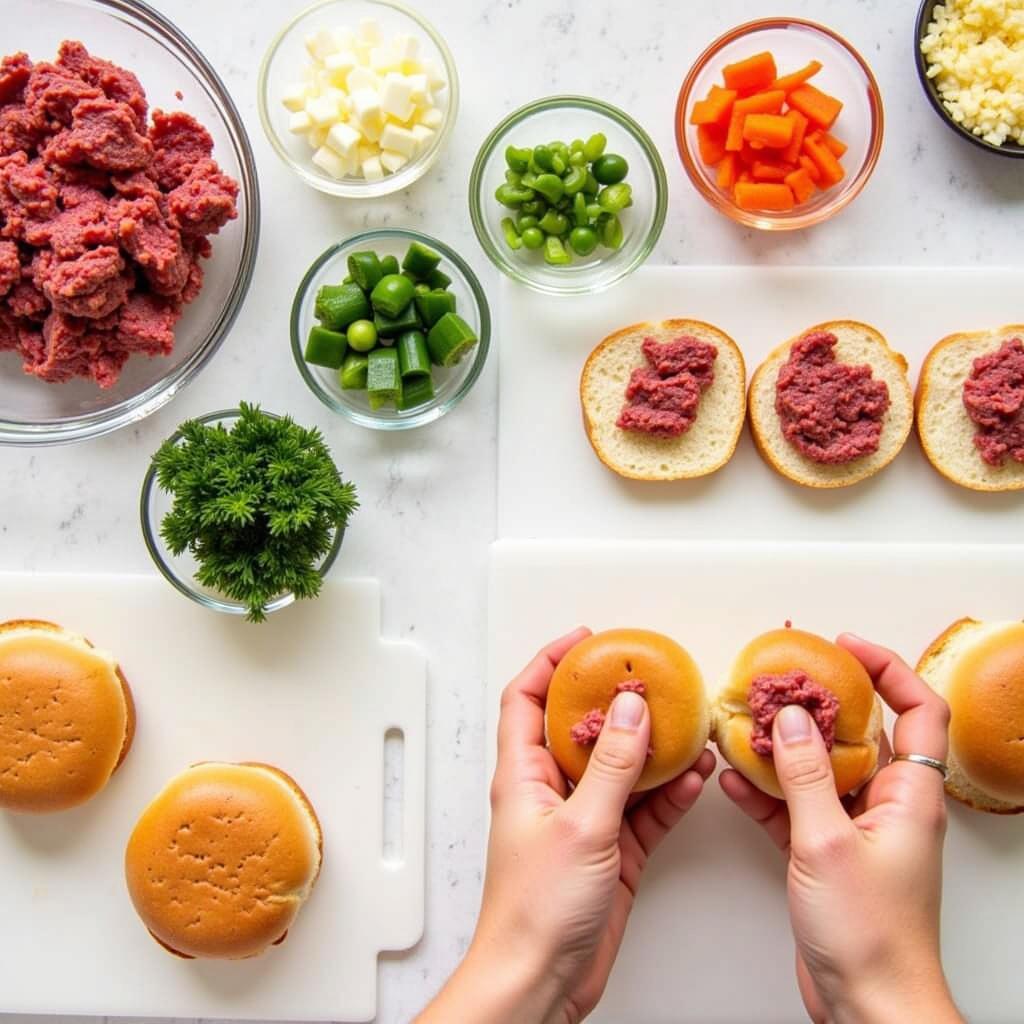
[258,0,458,195]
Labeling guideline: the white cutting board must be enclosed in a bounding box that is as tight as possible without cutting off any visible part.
[0,573,425,1022]
[498,267,1024,542]
[487,539,1024,1024]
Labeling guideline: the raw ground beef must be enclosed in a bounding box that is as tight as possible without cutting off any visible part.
[570,680,648,745]
[0,40,237,387]
[747,670,840,756]
[962,337,1024,467]
[775,331,890,464]
[617,335,718,439]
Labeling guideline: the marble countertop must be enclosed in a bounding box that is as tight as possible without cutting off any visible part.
[1,0,1020,1022]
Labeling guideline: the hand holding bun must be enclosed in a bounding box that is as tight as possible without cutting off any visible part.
[713,627,881,798]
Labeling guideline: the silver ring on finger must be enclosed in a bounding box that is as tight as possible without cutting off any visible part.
[890,753,949,780]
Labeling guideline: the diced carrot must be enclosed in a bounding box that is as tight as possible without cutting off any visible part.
[798,153,822,184]
[781,109,809,164]
[734,181,795,212]
[722,51,778,93]
[788,83,844,129]
[690,85,737,126]
[803,134,845,187]
[770,60,823,92]
[738,143,759,166]
[821,131,848,157]
[725,89,786,150]
[784,167,816,203]
[738,170,754,183]
[742,113,794,148]
[716,152,738,190]
[752,159,793,182]
[697,123,728,165]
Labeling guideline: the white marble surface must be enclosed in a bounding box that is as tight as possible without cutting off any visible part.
[0,0,1020,1022]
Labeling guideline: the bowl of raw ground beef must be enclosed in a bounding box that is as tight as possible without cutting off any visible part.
[0,0,258,444]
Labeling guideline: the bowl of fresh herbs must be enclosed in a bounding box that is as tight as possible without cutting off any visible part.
[140,403,358,622]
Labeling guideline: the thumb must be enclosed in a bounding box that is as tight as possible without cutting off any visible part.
[771,705,850,852]
[569,691,650,841]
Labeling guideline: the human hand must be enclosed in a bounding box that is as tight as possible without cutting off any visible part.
[418,627,715,1024]
[720,634,963,1024]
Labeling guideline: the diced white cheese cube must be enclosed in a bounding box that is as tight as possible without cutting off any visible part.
[332,27,356,51]
[369,45,398,73]
[313,145,350,179]
[362,155,384,181]
[380,149,408,173]
[422,60,446,91]
[358,141,381,162]
[346,66,381,93]
[410,123,435,151]
[419,105,444,129]
[305,28,338,62]
[282,82,309,112]
[326,120,361,157]
[359,17,382,44]
[380,73,416,122]
[405,73,429,104]
[380,122,419,158]
[288,110,313,134]
[322,86,348,109]
[305,94,340,126]
[392,33,420,63]
[324,49,358,76]
[350,87,384,141]
[307,125,329,149]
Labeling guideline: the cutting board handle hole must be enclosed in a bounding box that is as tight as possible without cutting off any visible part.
[383,728,405,866]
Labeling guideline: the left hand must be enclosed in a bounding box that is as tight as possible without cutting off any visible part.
[418,627,716,1024]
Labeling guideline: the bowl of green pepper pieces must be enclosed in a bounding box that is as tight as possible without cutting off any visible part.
[469,96,667,295]
[291,229,491,429]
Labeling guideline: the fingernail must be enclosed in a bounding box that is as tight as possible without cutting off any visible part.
[776,705,812,744]
[609,691,645,731]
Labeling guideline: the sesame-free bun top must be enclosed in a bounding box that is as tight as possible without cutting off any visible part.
[0,620,134,813]
[125,762,323,959]
[917,618,1024,813]
[546,629,710,793]
[713,628,882,800]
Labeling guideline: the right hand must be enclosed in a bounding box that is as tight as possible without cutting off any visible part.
[720,634,963,1024]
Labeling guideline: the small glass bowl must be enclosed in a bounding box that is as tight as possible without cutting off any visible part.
[140,409,344,618]
[676,18,884,231]
[257,0,459,197]
[915,0,1024,160]
[469,96,667,296]
[291,229,491,430]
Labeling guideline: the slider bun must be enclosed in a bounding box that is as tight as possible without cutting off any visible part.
[546,629,710,793]
[0,620,134,813]
[713,628,882,799]
[917,618,1024,814]
[125,762,323,959]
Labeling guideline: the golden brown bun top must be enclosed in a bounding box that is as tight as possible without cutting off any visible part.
[125,762,323,960]
[715,628,881,799]
[948,623,1024,804]
[546,628,709,792]
[0,620,131,814]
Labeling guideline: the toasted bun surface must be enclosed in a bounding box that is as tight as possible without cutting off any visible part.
[713,628,882,799]
[125,762,323,959]
[748,320,913,488]
[580,319,746,481]
[546,629,710,792]
[0,620,133,813]
[917,618,1024,814]
[916,326,1024,492]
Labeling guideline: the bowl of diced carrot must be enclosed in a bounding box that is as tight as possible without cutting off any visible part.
[675,18,884,230]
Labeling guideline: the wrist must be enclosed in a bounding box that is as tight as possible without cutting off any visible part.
[833,962,961,1024]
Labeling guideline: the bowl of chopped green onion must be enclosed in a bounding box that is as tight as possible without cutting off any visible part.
[291,229,491,429]
[469,96,667,296]
[140,406,355,622]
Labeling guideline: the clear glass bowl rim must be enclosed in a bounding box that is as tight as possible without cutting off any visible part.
[674,17,885,231]
[139,408,345,617]
[289,228,492,429]
[256,0,461,197]
[0,0,261,446]
[468,94,668,295]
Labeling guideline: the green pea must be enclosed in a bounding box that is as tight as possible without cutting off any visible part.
[495,183,534,207]
[532,144,554,170]
[586,202,602,221]
[573,192,589,227]
[570,138,585,153]
[592,153,629,184]
[516,213,539,231]
[501,216,522,250]
[505,145,531,173]
[562,166,588,195]
[551,153,567,175]
[569,226,598,256]
[583,132,607,161]
[538,210,569,236]
[505,169,523,185]
[520,171,538,189]
[347,319,378,352]
[569,150,587,167]
[598,182,633,213]
[520,198,548,217]
[543,235,572,265]
[532,173,565,204]
[521,226,545,249]
[600,213,624,250]
[582,171,600,195]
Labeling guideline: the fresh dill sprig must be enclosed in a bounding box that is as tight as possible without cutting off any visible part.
[152,402,358,622]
